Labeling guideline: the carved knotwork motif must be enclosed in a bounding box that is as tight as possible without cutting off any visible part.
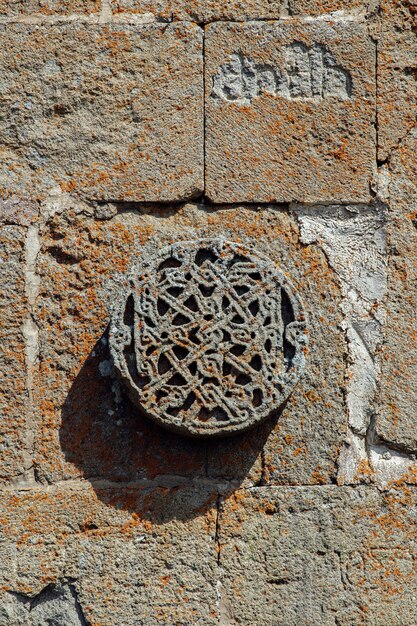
[110,240,308,437]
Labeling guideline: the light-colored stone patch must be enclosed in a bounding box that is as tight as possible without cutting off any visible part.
[205,20,376,204]
[212,45,352,105]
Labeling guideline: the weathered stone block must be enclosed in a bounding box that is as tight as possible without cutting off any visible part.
[0,482,218,625]
[0,0,100,15]
[205,20,375,203]
[376,129,417,452]
[112,0,283,21]
[34,200,346,485]
[218,486,417,626]
[377,0,417,161]
[0,216,31,483]
[289,0,371,15]
[0,23,203,202]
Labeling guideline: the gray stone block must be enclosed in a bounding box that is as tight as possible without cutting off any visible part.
[0,23,203,202]
[218,486,417,625]
[205,20,376,204]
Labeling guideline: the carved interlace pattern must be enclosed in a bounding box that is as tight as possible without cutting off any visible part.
[110,240,308,437]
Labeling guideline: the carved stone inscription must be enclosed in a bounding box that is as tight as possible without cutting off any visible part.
[110,240,308,437]
[212,43,352,105]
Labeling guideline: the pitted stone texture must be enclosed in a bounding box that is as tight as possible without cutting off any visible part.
[0,23,203,202]
[289,0,371,14]
[218,486,417,626]
[377,0,417,161]
[34,202,345,485]
[0,482,218,625]
[376,129,417,452]
[110,239,307,437]
[0,0,99,15]
[112,0,283,21]
[205,21,375,204]
[0,221,31,482]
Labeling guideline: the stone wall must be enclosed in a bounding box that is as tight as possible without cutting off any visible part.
[1,1,417,624]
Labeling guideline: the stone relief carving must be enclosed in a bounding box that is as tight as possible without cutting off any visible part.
[110,239,308,437]
[212,43,352,105]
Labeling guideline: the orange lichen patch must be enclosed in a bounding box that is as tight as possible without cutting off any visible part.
[311,465,327,485]
[353,459,375,483]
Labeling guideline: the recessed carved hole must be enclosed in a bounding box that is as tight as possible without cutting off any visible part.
[188,328,201,345]
[203,376,220,387]
[233,285,250,296]
[167,372,187,387]
[222,329,231,342]
[123,294,134,327]
[199,284,215,297]
[229,254,250,266]
[156,389,168,401]
[235,373,251,386]
[222,361,232,376]
[195,248,218,266]
[158,353,172,375]
[172,345,189,361]
[185,272,192,280]
[188,362,197,376]
[265,338,272,353]
[251,332,256,338]
[281,288,294,325]
[157,297,169,316]
[144,316,156,328]
[145,345,157,356]
[172,313,190,326]
[158,257,182,271]
[167,286,183,298]
[252,388,263,407]
[206,349,216,356]
[231,314,244,324]
[230,345,246,357]
[249,354,262,371]
[263,316,271,326]
[184,295,198,311]
[198,407,211,422]
[167,406,181,417]
[222,296,230,310]
[249,272,262,281]
[134,374,151,389]
[161,332,168,339]
[249,300,260,316]
[214,407,230,422]
[204,314,213,321]
[282,289,296,361]
[182,391,196,411]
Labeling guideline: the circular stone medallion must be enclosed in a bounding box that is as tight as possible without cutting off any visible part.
[110,239,308,437]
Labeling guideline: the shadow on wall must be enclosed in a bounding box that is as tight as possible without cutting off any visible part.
[59,326,279,524]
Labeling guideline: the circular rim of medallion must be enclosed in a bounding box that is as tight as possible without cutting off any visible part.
[109,239,308,438]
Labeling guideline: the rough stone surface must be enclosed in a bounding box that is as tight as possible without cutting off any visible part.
[289,0,372,15]
[377,0,417,161]
[218,486,417,626]
[112,0,284,21]
[205,20,376,203]
[0,219,31,483]
[0,482,218,625]
[33,202,347,485]
[2,1,417,622]
[376,128,417,453]
[0,0,100,15]
[0,22,203,202]
[110,238,308,437]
